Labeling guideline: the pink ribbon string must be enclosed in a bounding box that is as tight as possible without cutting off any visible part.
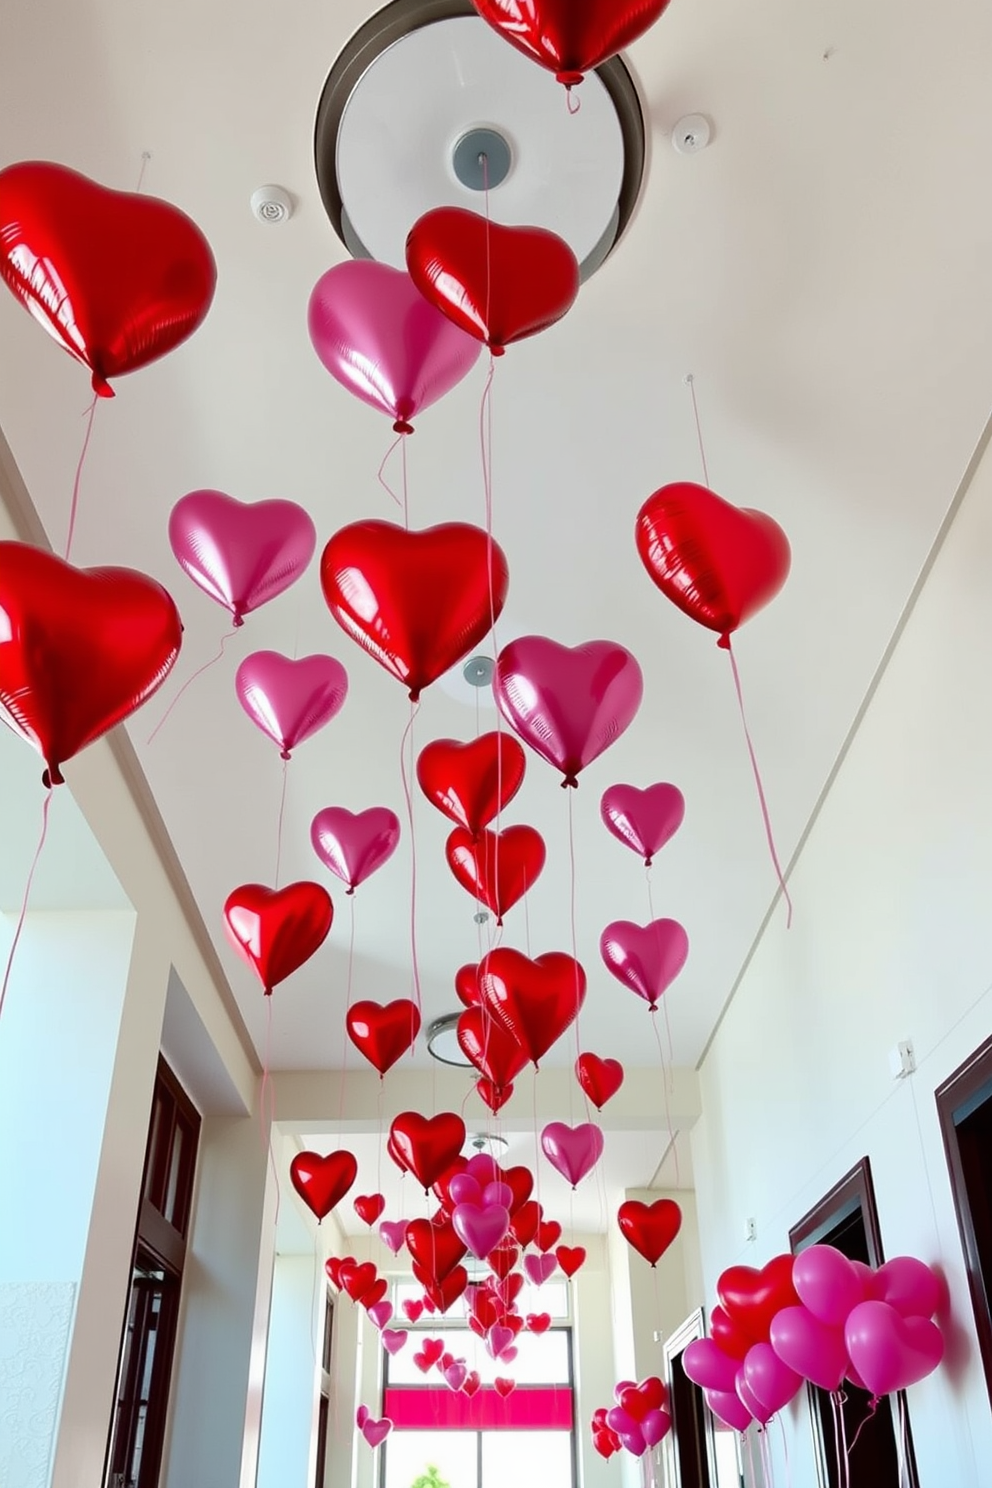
[0,789,53,1026]
[399,701,423,1013]
[724,638,793,928]
[146,628,236,744]
[64,394,99,561]
[274,758,289,888]
[376,433,405,512]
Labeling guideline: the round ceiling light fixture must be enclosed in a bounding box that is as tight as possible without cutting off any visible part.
[314,0,646,282]
[425,1012,474,1067]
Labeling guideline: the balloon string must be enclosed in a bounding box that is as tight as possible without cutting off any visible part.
[523,888,531,958]
[566,87,581,116]
[261,994,281,1232]
[377,433,405,512]
[846,1394,877,1460]
[399,701,422,1012]
[402,428,409,529]
[310,1223,320,1365]
[745,1425,757,1488]
[776,1410,793,1488]
[725,639,793,928]
[0,790,52,1027]
[685,372,710,488]
[830,1392,845,1488]
[566,791,589,1124]
[532,1065,542,1212]
[336,895,356,1134]
[64,393,98,560]
[838,1393,852,1488]
[135,150,151,192]
[146,628,235,744]
[895,1393,909,1488]
[645,870,676,1089]
[274,758,289,888]
[650,1009,679,1187]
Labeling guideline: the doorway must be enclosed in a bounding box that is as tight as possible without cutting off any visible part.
[663,1309,743,1488]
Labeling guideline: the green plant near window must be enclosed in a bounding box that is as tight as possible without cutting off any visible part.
[410,1467,451,1488]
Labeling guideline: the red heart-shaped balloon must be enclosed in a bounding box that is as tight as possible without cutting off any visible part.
[476,1077,514,1113]
[417,731,526,837]
[320,520,508,702]
[510,1200,542,1249]
[527,1312,552,1334]
[494,1376,516,1398]
[361,1279,389,1311]
[463,1369,482,1397]
[536,1220,562,1254]
[458,1008,530,1091]
[345,999,421,1076]
[0,161,216,396]
[325,1257,345,1289]
[502,1167,535,1216]
[0,542,183,786]
[402,1299,424,1324]
[575,1053,625,1110]
[454,963,483,1008]
[407,1218,468,1284]
[339,1259,379,1303]
[289,1150,358,1223]
[223,881,333,995]
[709,1304,752,1361]
[619,1377,667,1420]
[446,825,546,925]
[635,482,791,644]
[593,1427,621,1460]
[487,1242,521,1280]
[423,1266,469,1314]
[556,1245,586,1278]
[406,208,579,354]
[413,1338,446,1372]
[717,1255,800,1345]
[480,948,586,1067]
[618,1199,682,1268]
[353,1193,386,1227]
[468,1290,502,1331]
[390,1112,467,1191]
[495,1273,525,1308]
[432,1157,469,1213]
[471,0,672,87]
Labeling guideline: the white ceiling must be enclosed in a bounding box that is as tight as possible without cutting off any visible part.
[2,0,992,1094]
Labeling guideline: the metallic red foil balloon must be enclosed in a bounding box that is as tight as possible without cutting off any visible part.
[617,1198,683,1267]
[445,824,546,924]
[457,1007,530,1090]
[417,731,526,837]
[320,520,508,701]
[406,208,579,355]
[390,1112,467,1191]
[472,0,672,86]
[635,482,791,644]
[0,161,216,396]
[479,947,587,1067]
[223,881,333,995]
[345,998,421,1076]
[0,541,182,786]
[289,1149,358,1222]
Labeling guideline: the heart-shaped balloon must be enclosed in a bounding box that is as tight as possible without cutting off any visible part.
[321,520,509,701]
[379,1220,408,1255]
[454,963,483,1008]
[448,1174,483,1208]
[390,1112,467,1190]
[556,1244,586,1278]
[422,1265,469,1314]
[382,1328,408,1355]
[873,1257,942,1320]
[524,1253,558,1287]
[593,1427,621,1459]
[289,1150,358,1222]
[471,0,671,87]
[0,543,183,786]
[527,1312,552,1334]
[445,824,546,924]
[353,1193,386,1228]
[636,482,791,644]
[600,782,685,868]
[453,1203,511,1260]
[541,1121,604,1188]
[444,1361,469,1392]
[495,636,643,788]
[536,1220,562,1253]
[325,1257,344,1289]
[307,260,480,433]
[735,1369,772,1425]
[768,1305,849,1392]
[0,161,215,395]
[169,491,316,626]
[575,1053,624,1110]
[417,731,526,836]
[487,1325,515,1360]
[617,1199,682,1267]
[346,999,421,1076]
[361,1416,392,1449]
[235,651,348,759]
[600,919,689,1011]
[703,1387,752,1433]
[457,1009,531,1092]
[367,1300,393,1329]
[793,1244,868,1328]
[479,948,586,1066]
[401,1299,424,1323]
[406,1218,467,1283]
[606,1407,645,1456]
[310,806,401,895]
[682,1338,741,1394]
[477,1077,514,1113]
[487,1241,521,1281]
[494,1376,516,1398]
[641,1409,671,1449]
[362,1280,389,1312]
[463,1369,482,1396]
[717,1255,800,1345]
[742,1342,803,1417]
[223,881,333,994]
[710,1305,753,1361]
[339,1260,378,1303]
[844,1301,944,1396]
[406,207,579,354]
[510,1201,541,1249]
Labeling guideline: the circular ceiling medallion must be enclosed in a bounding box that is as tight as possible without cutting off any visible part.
[314,0,646,282]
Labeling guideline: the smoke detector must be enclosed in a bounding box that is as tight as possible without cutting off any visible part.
[250,185,294,224]
[671,114,711,155]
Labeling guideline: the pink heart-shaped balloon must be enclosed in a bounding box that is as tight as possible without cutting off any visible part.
[452,1202,511,1260]
[379,1220,408,1255]
[356,1405,369,1428]
[844,1301,944,1396]
[873,1257,941,1320]
[735,1369,772,1425]
[235,651,348,759]
[704,1387,752,1433]
[488,1325,514,1359]
[169,490,316,625]
[793,1244,868,1328]
[361,1417,393,1449]
[382,1328,408,1355]
[311,806,401,894]
[600,782,685,867]
[495,636,643,788]
[499,1346,518,1365]
[368,1301,393,1329]
[599,919,689,1010]
[308,261,480,433]
[444,1361,468,1391]
[742,1342,802,1417]
[524,1252,558,1287]
[641,1408,671,1448]
[769,1305,849,1392]
[682,1338,740,1393]
[483,1181,514,1210]
[448,1174,483,1208]
[540,1120,604,1188]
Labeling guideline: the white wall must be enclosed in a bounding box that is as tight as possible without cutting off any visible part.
[691,432,992,1485]
[257,1254,323,1488]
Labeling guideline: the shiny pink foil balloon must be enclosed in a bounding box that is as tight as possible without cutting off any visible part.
[169,490,316,625]
[235,650,348,759]
[599,918,689,1010]
[310,806,401,894]
[540,1121,604,1187]
[600,782,685,867]
[307,261,481,433]
[452,1202,510,1260]
[494,637,644,788]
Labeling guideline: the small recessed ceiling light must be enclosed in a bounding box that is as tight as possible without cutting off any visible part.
[250,185,294,224]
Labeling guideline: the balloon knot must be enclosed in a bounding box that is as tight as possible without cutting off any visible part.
[644,854,653,869]
[717,632,732,650]
[233,612,245,628]
[561,774,578,789]
[91,372,115,398]
[346,886,355,896]
[556,70,584,88]
[43,763,64,788]
[496,914,504,927]
[408,687,421,703]
[263,986,273,997]
[489,343,506,358]
[393,419,414,435]
[280,748,291,761]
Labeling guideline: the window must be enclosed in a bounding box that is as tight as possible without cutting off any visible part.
[663,1309,742,1488]
[104,1058,200,1488]
[936,1035,992,1406]
[790,1158,918,1488]
[382,1279,575,1488]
